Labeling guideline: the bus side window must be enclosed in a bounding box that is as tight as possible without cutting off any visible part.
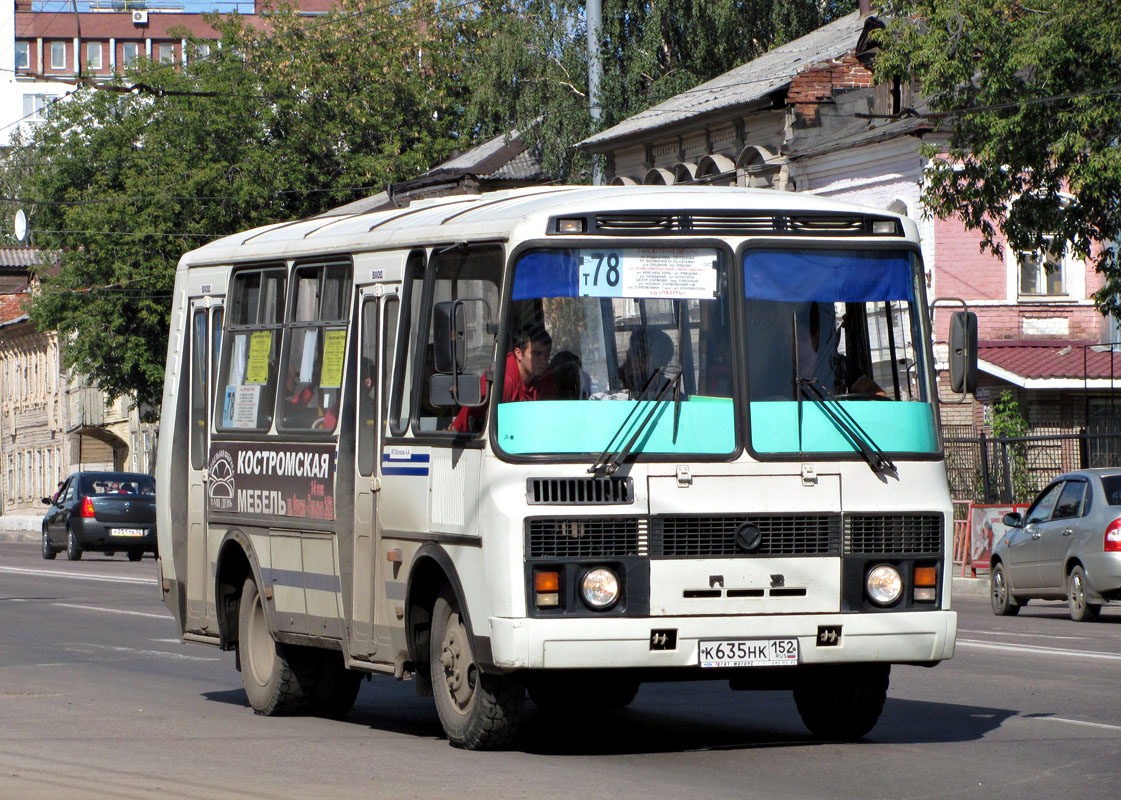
[357,298,378,477]
[190,308,208,469]
[414,244,502,435]
[389,252,425,437]
[215,268,286,431]
[279,262,352,432]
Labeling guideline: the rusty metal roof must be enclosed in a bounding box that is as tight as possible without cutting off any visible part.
[979,340,1121,387]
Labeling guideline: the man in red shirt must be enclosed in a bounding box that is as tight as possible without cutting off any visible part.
[452,323,553,432]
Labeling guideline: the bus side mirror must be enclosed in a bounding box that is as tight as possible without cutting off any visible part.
[432,298,492,407]
[433,300,467,373]
[949,311,978,394]
[429,374,483,406]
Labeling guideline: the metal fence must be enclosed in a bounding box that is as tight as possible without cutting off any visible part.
[944,428,1121,505]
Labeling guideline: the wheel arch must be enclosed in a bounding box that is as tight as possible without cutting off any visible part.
[405,544,489,680]
[214,528,271,652]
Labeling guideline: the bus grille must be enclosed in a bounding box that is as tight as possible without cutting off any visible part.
[653,514,840,557]
[527,517,647,558]
[589,212,901,237]
[844,514,944,555]
[526,476,633,505]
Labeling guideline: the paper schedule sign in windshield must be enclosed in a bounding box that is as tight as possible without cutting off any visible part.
[579,248,717,299]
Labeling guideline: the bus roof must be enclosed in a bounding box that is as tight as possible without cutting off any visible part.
[179,185,915,268]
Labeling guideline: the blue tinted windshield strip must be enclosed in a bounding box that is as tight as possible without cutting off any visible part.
[512,250,581,299]
[744,249,913,302]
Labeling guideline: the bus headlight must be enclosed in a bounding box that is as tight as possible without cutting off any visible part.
[865,564,902,606]
[581,567,620,610]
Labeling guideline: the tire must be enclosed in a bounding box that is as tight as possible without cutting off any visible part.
[66,528,83,561]
[127,550,144,562]
[307,652,362,719]
[430,586,524,749]
[1067,566,1101,622]
[990,563,1020,616]
[528,672,640,710]
[41,527,56,560]
[237,577,312,715]
[793,664,890,740]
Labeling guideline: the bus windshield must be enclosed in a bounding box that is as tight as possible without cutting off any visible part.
[743,247,938,455]
[496,247,735,457]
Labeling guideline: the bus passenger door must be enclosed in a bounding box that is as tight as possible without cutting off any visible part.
[349,290,389,657]
[186,299,223,633]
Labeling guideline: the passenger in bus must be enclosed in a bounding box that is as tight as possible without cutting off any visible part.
[548,350,591,400]
[799,302,884,397]
[450,322,555,432]
[618,328,674,399]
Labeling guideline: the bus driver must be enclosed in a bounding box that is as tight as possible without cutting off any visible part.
[451,322,554,432]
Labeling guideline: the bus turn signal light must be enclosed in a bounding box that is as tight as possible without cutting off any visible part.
[913,567,937,587]
[535,571,560,608]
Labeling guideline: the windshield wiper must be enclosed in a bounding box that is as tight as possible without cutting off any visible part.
[589,369,680,476]
[797,378,897,477]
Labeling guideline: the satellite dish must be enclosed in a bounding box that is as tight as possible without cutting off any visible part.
[14,209,26,242]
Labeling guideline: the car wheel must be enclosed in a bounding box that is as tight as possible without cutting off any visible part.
[41,527,56,560]
[127,550,143,562]
[1067,566,1101,622]
[430,586,524,749]
[990,563,1020,616]
[237,577,312,715]
[793,663,890,740]
[66,528,83,561]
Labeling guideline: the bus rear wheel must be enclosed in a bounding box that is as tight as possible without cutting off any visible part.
[430,586,524,749]
[237,577,311,716]
[793,664,890,740]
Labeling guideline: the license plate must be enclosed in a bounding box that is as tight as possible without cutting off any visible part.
[112,528,145,537]
[699,638,799,668]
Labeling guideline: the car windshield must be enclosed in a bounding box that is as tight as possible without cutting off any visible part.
[81,476,156,496]
[1103,475,1121,505]
[743,248,938,455]
[496,247,735,457]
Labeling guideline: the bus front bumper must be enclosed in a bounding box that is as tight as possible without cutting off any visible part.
[487,610,957,670]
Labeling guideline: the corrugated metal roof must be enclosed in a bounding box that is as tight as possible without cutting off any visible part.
[979,340,1121,382]
[0,246,50,269]
[580,11,871,150]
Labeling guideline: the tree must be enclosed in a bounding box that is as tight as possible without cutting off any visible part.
[461,1,858,182]
[2,0,466,415]
[874,1,1121,317]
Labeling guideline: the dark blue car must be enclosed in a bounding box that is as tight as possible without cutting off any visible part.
[41,472,157,561]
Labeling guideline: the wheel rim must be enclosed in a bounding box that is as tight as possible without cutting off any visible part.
[1071,572,1085,613]
[68,531,76,553]
[245,591,273,687]
[992,568,1006,607]
[439,610,476,714]
[42,530,50,555]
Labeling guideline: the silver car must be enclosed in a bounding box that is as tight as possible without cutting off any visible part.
[990,468,1121,621]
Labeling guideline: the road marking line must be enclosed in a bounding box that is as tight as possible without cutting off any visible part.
[958,628,1088,641]
[957,638,1121,661]
[1030,716,1121,732]
[0,565,156,586]
[68,642,218,662]
[53,602,169,620]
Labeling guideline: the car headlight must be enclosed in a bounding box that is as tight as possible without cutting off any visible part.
[865,564,902,606]
[581,567,620,610]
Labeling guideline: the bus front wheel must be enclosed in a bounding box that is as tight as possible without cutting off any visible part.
[430,586,524,749]
[237,577,310,716]
[793,663,889,740]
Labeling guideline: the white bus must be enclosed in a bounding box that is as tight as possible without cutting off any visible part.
[156,185,975,749]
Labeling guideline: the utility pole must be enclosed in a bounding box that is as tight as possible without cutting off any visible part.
[586,0,602,185]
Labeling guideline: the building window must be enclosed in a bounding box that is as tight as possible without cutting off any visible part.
[15,41,29,70]
[193,42,212,61]
[157,43,175,63]
[86,42,103,70]
[50,42,67,70]
[1017,236,1066,297]
[122,42,139,66]
[24,93,60,121]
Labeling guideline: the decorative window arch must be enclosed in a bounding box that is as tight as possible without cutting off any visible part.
[887,199,909,217]
[642,167,674,185]
[671,161,697,184]
[695,154,736,186]
[736,144,780,188]
[609,175,638,186]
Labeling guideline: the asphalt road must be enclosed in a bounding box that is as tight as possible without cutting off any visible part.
[2,539,1119,800]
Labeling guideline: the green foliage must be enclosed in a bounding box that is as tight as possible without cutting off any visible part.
[990,389,1033,502]
[2,0,465,416]
[874,1,1121,317]
[990,390,1028,439]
